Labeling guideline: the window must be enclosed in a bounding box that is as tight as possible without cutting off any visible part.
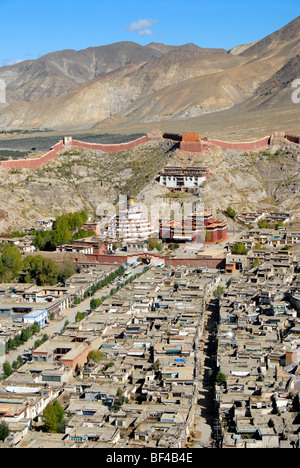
[42,374,61,382]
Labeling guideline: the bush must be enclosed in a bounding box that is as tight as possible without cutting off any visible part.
[88,350,104,363]
[213,286,224,299]
[231,243,248,255]
[226,206,236,219]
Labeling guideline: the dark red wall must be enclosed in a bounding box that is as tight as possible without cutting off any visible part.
[285,134,300,144]
[0,136,148,170]
[203,135,271,151]
[71,136,148,153]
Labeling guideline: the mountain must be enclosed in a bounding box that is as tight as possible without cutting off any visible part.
[0,42,165,105]
[240,15,300,57]
[243,54,300,110]
[0,16,299,133]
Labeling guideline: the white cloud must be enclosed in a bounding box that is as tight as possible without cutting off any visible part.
[3,58,25,67]
[127,18,157,36]
[139,28,153,37]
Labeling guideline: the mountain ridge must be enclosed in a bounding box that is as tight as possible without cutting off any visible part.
[0,16,299,132]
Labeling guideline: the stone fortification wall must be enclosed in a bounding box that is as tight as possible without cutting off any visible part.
[202,135,271,151]
[1,130,299,169]
[0,141,65,169]
[0,136,148,170]
[285,134,300,144]
[70,135,148,153]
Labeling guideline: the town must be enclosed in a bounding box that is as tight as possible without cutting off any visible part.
[0,132,299,449]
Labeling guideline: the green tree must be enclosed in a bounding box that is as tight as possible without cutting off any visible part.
[156,242,163,252]
[43,401,65,433]
[0,421,10,442]
[58,260,76,284]
[113,389,127,412]
[33,230,45,250]
[258,220,268,229]
[213,286,224,299]
[251,258,260,269]
[88,350,104,363]
[0,245,23,281]
[20,327,32,344]
[23,255,60,286]
[75,311,85,322]
[216,371,227,386]
[231,243,248,255]
[3,361,12,379]
[31,322,40,335]
[153,359,161,371]
[33,210,88,251]
[90,298,100,310]
[148,238,158,250]
[43,403,58,433]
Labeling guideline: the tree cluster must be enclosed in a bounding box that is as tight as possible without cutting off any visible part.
[34,210,89,251]
[23,256,76,286]
[231,242,248,255]
[6,323,41,353]
[258,219,284,230]
[147,238,163,251]
[88,266,125,310]
[0,243,76,286]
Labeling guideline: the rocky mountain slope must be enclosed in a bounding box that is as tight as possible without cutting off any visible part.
[242,54,300,110]
[0,16,299,132]
[0,138,299,233]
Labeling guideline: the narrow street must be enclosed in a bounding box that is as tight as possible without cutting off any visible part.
[191,296,219,448]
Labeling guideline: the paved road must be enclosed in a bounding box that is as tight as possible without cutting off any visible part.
[0,263,146,370]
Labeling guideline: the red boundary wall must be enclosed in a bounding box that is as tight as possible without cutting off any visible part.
[285,134,300,145]
[1,131,299,169]
[67,252,226,269]
[0,141,65,170]
[71,136,148,153]
[202,135,271,151]
[166,132,300,153]
[0,136,148,170]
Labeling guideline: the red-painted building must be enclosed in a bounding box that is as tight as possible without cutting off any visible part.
[159,209,227,245]
[205,219,227,243]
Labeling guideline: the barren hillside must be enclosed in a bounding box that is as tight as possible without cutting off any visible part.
[0,138,299,233]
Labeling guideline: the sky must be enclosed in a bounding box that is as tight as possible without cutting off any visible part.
[0,0,299,67]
